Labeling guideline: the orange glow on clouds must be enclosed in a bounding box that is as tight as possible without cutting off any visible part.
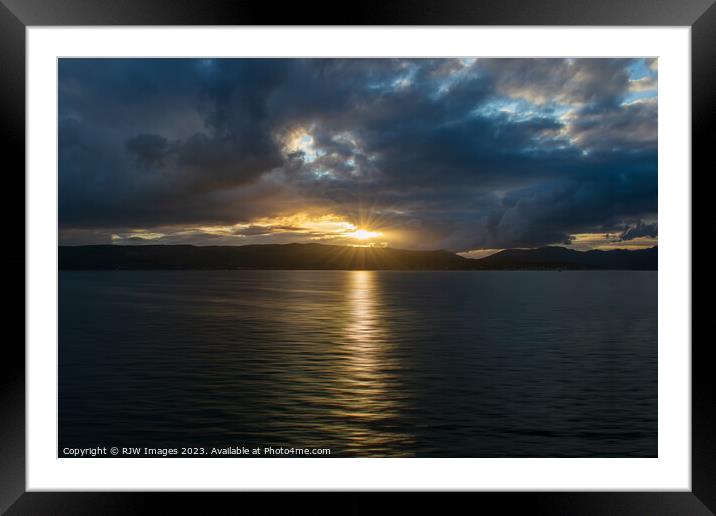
[110,212,390,247]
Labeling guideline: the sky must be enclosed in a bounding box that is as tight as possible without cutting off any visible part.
[58,58,658,255]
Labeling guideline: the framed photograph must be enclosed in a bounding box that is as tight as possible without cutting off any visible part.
[4,0,709,513]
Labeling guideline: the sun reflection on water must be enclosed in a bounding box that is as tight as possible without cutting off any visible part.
[346,271,382,366]
[327,271,415,455]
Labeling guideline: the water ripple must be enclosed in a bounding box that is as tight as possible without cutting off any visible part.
[59,270,657,457]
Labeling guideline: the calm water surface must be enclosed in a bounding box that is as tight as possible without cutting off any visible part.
[59,270,657,457]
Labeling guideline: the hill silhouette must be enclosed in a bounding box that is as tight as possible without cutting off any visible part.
[58,243,657,270]
[477,245,658,270]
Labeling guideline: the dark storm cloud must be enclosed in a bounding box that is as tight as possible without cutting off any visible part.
[478,165,658,249]
[126,134,170,168]
[59,58,657,251]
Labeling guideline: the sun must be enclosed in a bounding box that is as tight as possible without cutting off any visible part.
[350,229,382,240]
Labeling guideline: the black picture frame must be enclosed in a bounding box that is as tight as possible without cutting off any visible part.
[2,0,708,513]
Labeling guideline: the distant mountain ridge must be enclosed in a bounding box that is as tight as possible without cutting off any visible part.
[477,245,658,270]
[58,243,657,270]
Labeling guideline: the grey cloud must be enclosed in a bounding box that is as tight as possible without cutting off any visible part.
[126,133,170,168]
[619,220,658,241]
[59,58,657,251]
[481,58,633,110]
